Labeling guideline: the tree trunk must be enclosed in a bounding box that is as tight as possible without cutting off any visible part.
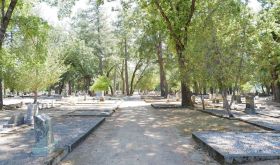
[113,67,116,96]
[33,91,38,104]
[109,85,114,96]
[181,81,193,107]
[271,68,280,102]
[58,81,64,95]
[156,39,168,98]
[130,67,137,96]
[0,79,2,110]
[210,87,214,95]
[68,81,72,96]
[200,92,205,110]
[261,85,265,94]
[124,38,129,96]
[222,88,234,117]
[121,61,125,95]
[129,60,143,96]
[203,87,207,95]
[193,81,199,95]
[176,45,192,107]
[265,85,270,95]
[48,87,51,96]
[273,82,280,102]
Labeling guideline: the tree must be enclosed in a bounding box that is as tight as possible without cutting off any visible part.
[140,0,197,107]
[0,0,18,110]
[4,15,67,103]
[90,75,111,92]
[255,0,280,101]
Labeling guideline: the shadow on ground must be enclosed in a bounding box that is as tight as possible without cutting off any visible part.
[61,100,272,165]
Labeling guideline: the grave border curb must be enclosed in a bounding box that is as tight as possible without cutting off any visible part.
[43,117,105,165]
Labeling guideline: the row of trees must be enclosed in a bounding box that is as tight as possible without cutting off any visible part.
[137,0,279,114]
[0,0,279,114]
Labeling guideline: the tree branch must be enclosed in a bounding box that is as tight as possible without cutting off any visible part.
[154,0,183,48]
[1,0,5,24]
[0,0,17,46]
[185,0,196,28]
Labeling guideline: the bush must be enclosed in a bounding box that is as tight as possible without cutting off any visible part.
[90,76,110,92]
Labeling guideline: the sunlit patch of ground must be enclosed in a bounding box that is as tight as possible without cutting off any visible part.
[61,100,270,165]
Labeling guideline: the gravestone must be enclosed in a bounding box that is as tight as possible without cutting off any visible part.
[16,102,23,108]
[3,113,25,128]
[191,95,196,104]
[203,95,209,99]
[46,103,49,109]
[166,94,171,103]
[176,92,181,101]
[51,100,54,108]
[41,103,45,109]
[25,104,38,125]
[236,95,242,104]
[96,91,105,102]
[245,96,255,114]
[32,114,55,156]
[209,94,212,100]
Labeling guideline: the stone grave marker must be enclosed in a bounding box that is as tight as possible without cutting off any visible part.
[209,94,212,100]
[245,96,255,114]
[32,114,55,156]
[175,92,181,101]
[3,113,25,128]
[166,94,171,103]
[25,104,38,125]
[46,103,49,109]
[51,100,54,108]
[191,95,196,104]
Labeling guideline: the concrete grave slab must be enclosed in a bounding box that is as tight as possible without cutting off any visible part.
[0,116,105,164]
[65,110,114,117]
[151,103,182,109]
[192,131,280,164]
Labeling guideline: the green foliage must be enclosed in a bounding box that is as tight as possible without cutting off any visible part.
[137,71,158,91]
[90,76,111,92]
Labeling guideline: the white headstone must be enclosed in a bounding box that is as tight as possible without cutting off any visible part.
[25,104,38,125]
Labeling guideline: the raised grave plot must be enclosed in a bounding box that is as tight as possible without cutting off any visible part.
[65,110,114,117]
[151,103,182,109]
[192,131,280,164]
[0,116,105,164]
[255,108,280,118]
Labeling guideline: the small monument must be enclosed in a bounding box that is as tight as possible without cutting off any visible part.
[25,104,38,125]
[209,94,213,100]
[245,95,255,114]
[32,114,55,156]
[175,92,181,101]
[3,113,25,128]
[191,95,196,104]
[166,94,171,103]
[51,100,54,108]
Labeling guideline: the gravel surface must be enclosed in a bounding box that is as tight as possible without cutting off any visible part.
[61,100,265,165]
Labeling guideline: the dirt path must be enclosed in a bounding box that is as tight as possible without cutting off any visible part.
[60,100,268,165]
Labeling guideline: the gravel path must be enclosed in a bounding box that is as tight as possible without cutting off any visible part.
[61,100,269,165]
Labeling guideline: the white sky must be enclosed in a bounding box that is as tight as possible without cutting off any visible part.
[35,0,262,27]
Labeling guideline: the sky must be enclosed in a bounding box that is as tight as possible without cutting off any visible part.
[35,0,262,27]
